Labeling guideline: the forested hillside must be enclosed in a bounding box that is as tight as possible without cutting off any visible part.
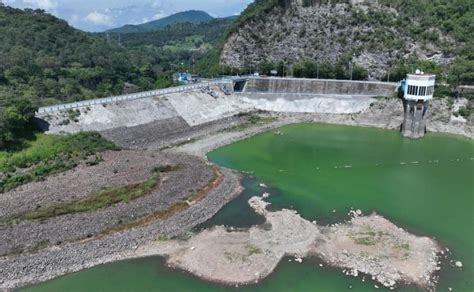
[0,5,235,148]
[0,5,175,108]
[107,10,214,33]
[222,0,473,85]
[103,18,235,77]
[0,5,171,148]
[106,18,233,49]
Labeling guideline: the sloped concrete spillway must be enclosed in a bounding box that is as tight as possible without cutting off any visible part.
[241,77,397,96]
[38,77,399,141]
[234,77,398,114]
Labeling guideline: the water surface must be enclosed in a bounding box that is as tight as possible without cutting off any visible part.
[25,124,474,291]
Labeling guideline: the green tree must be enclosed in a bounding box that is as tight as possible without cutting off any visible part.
[0,98,38,149]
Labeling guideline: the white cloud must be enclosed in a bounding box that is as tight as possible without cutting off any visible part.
[84,11,113,26]
[3,0,252,31]
[70,14,80,22]
[151,1,164,9]
[24,0,57,11]
[152,12,167,20]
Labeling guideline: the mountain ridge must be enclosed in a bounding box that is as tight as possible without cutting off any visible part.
[221,0,473,83]
[106,10,214,33]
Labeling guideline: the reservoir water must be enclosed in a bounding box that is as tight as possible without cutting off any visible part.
[25,124,474,291]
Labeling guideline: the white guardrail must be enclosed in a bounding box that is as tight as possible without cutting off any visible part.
[37,77,397,114]
[37,79,235,114]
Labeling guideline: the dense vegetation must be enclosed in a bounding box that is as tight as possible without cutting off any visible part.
[107,10,214,33]
[103,18,235,78]
[106,19,233,49]
[0,5,179,109]
[0,132,118,192]
[0,98,38,149]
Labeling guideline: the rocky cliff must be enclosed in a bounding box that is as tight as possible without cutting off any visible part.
[221,0,467,79]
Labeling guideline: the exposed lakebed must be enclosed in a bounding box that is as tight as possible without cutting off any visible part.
[25,124,474,291]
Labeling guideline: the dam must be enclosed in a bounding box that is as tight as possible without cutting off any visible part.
[37,77,399,136]
[234,77,397,97]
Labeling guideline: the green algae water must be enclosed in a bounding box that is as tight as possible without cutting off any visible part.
[25,124,474,292]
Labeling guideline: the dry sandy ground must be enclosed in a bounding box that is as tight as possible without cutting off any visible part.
[132,196,441,289]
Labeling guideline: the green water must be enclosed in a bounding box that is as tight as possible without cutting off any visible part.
[25,124,474,291]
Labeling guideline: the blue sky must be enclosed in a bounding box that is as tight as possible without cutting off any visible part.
[2,0,253,31]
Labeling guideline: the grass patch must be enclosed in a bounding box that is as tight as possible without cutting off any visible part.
[350,225,384,246]
[228,114,277,132]
[1,172,160,225]
[246,244,263,256]
[66,109,81,122]
[398,242,410,250]
[156,234,172,241]
[103,167,223,235]
[0,132,118,192]
[456,105,472,120]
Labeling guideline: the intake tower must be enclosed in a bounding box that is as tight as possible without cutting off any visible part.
[401,72,436,139]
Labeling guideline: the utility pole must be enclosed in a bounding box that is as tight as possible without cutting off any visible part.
[350,63,353,81]
[317,62,320,79]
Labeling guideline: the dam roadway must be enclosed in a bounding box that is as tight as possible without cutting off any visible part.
[37,77,399,114]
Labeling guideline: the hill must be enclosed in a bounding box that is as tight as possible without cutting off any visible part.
[105,18,233,50]
[221,0,473,84]
[107,10,214,33]
[0,5,182,108]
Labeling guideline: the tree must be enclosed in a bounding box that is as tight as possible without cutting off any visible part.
[0,98,38,149]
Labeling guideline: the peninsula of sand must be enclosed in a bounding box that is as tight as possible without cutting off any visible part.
[135,196,442,289]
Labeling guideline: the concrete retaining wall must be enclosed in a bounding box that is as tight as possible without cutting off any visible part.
[243,77,398,96]
[38,80,233,114]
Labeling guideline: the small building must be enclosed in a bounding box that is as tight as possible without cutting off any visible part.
[404,73,436,102]
[401,72,436,139]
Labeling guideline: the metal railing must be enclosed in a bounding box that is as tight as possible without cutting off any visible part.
[38,79,234,114]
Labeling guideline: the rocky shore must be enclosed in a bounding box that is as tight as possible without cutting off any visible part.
[118,196,441,289]
[172,98,473,158]
[0,152,243,290]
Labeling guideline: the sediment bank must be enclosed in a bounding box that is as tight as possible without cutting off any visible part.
[119,196,442,289]
[0,152,243,290]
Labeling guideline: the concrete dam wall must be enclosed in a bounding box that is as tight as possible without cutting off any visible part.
[39,78,399,135]
[241,77,398,96]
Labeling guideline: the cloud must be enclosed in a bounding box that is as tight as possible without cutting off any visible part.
[24,0,57,10]
[4,0,58,11]
[3,0,253,32]
[84,11,113,26]
[152,12,167,20]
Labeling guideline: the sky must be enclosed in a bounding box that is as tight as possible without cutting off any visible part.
[1,0,253,32]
